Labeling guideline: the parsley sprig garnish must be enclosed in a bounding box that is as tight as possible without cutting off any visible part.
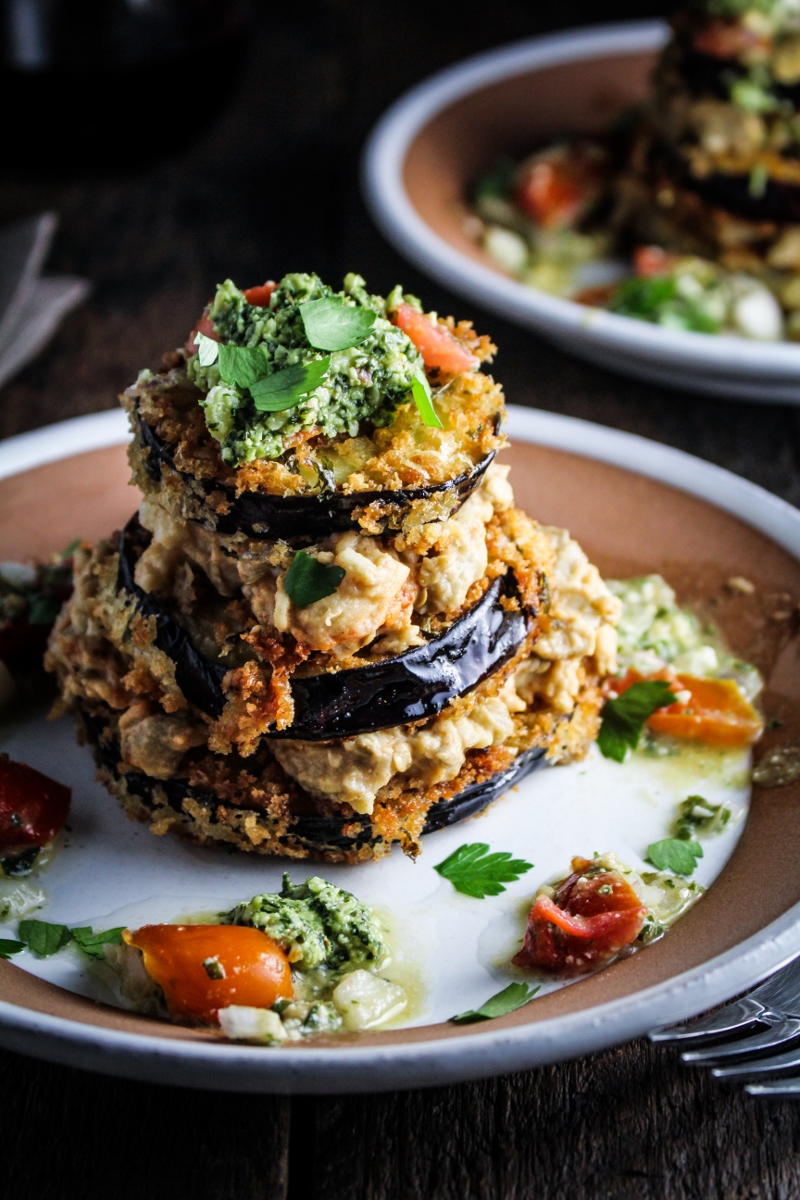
[434,842,534,898]
[451,982,540,1024]
[597,680,677,762]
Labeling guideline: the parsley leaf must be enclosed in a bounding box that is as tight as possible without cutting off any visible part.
[299,297,376,351]
[410,373,443,429]
[18,919,73,957]
[647,837,704,876]
[250,357,331,413]
[70,926,126,960]
[217,342,273,390]
[0,938,25,960]
[194,331,220,367]
[597,680,677,762]
[451,982,540,1024]
[284,550,345,608]
[434,842,534,899]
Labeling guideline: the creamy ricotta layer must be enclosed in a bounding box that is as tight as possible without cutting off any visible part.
[135,464,516,660]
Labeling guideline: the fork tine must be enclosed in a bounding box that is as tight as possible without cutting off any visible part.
[745,1078,800,1097]
[649,996,767,1043]
[711,1042,800,1081]
[680,1017,800,1064]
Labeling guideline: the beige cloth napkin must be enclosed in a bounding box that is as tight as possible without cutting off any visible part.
[0,213,89,390]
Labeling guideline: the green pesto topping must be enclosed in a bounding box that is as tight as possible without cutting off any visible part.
[187,272,423,466]
[224,874,386,974]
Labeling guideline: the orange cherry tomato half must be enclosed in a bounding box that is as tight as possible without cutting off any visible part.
[615,669,763,748]
[391,302,478,376]
[243,281,277,307]
[0,757,71,852]
[513,857,646,973]
[124,924,293,1024]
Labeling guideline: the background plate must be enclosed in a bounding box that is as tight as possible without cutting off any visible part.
[0,406,799,1093]
[362,21,800,403]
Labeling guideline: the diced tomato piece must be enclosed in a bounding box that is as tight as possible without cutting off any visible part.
[633,245,683,278]
[513,856,647,973]
[391,303,478,376]
[615,669,763,748]
[243,281,277,307]
[0,757,71,852]
[124,924,293,1025]
[184,308,219,358]
[514,143,607,231]
[692,19,767,60]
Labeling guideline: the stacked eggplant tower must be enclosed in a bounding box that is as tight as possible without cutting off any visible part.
[617,0,800,283]
[47,273,619,862]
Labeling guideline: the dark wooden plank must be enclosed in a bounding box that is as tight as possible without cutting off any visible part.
[0,1046,290,1200]
[310,1043,800,1200]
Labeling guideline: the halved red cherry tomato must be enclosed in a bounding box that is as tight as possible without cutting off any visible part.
[514,143,607,231]
[391,302,478,376]
[184,308,219,358]
[243,281,277,307]
[615,669,763,748]
[513,856,646,973]
[633,245,683,278]
[124,924,293,1024]
[0,757,71,852]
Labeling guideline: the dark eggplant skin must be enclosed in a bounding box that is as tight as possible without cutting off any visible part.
[117,516,536,740]
[117,519,227,719]
[137,407,498,540]
[686,168,800,224]
[80,706,547,853]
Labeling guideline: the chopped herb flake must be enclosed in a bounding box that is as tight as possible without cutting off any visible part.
[18,919,72,957]
[218,342,273,390]
[70,926,126,960]
[284,550,345,608]
[194,331,220,367]
[250,356,331,412]
[410,373,443,429]
[300,297,377,351]
[0,938,25,960]
[597,680,677,762]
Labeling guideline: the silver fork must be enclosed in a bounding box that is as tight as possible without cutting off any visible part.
[649,955,800,1097]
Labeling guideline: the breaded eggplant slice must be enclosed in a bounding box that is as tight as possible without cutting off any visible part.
[123,359,505,540]
[72,680,602,863]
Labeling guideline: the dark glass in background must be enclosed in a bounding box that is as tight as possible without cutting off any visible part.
[0,0,249,177]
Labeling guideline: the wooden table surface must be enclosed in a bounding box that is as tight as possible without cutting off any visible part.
[4,2,800,1196]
